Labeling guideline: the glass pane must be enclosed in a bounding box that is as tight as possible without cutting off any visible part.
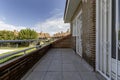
[118,0,120,79]
[106,0,110,77]
[112,0,117,79]
[112,0,116,60]
[118,0,120,61]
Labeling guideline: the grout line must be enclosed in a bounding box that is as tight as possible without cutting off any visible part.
[21,55,48,80]
[61,48,64,80]
[42,49,54,80]
[22,48,105,80]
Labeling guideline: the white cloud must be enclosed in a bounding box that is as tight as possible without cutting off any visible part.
[0,9,70,35]
[34,18,69,35]
[33,9,70,35]
[0,20,26,31]
[33,14,70,35]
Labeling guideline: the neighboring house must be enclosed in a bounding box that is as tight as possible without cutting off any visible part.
[38,32,51,39]
[64,0,120,80]
[53,29,70,38]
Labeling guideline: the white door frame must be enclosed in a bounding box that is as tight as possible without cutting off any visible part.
[96,0,112,80]
[76,10,83,57]
[112,0,120,79]
[115,0,119,79]
[96,0,120,80]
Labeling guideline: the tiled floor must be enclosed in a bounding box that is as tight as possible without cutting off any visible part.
[22,48,106,80]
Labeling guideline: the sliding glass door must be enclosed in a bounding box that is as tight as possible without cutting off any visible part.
[112,0,120,79]
[76,10,82,57]
[96,0,112,79]
[74,10,83,57]
[96,0,120,80]
[117,1,120,79]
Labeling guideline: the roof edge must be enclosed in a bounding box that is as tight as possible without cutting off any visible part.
[64,0,69,23]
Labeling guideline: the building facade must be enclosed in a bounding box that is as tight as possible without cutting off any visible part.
[64,0,120,80]
[53,29,70,38]
[38,32,51,39]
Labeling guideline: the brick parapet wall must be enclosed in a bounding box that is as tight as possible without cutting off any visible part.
[51,35,76,50]
[82,0,96,69]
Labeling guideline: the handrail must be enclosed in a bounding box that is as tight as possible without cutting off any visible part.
[0,39,37,43]
[0,44,51,80]
[0,35,71,80]
[0,45,41,60]
[0,35,70,60]
[0,38,48,43]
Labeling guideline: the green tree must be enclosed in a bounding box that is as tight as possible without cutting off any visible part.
[18,28,38,40]
[0,30,16,40]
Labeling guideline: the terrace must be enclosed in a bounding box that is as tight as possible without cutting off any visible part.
[0,35,106,80]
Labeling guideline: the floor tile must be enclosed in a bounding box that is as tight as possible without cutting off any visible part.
[23,48,105,80]
[63,64,76,72]
[48,63,62,71]
[25,71,46,80]
[44,72,62,80]
[33,64,49,71]
[63,72,82,80]
[79,72,99,80]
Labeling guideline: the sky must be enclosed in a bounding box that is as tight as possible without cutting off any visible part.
[0,0,69,35]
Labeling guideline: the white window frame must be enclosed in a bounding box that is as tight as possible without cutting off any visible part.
[96,0,112,80]
[96,0,120,80]
[72,18,77,36]
[72,9,83,57]
[115,0,119,79]
[76,10,83,57]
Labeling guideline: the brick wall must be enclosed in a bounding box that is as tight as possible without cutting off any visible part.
[82,0,96,69]
[71,0,96,69]
[51,35,76,50]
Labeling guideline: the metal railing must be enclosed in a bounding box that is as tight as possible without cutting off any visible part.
[0,44,51,80]
[0,38,51,43]
[0,45,41,60]
[0,35,71,80]
[0,36,67,61]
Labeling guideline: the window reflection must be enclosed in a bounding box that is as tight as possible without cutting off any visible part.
[118,1,120,80]
[112,0,116,60]
[118,0,120,61]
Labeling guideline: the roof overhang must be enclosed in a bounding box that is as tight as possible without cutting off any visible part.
[64,0,81,23]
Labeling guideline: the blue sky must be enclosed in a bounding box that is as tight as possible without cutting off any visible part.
[0,0,69,35]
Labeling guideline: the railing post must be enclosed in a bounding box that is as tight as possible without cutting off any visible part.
[24,50,26,55]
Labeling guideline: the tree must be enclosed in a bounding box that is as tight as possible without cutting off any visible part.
[18,28,38,40]
[0,30,16,40]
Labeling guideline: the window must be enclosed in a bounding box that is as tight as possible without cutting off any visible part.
[72,19,77,36]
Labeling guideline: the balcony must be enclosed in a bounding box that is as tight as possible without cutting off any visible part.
[0,35,106,80]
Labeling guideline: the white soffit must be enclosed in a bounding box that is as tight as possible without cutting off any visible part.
[64,0,81,23]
